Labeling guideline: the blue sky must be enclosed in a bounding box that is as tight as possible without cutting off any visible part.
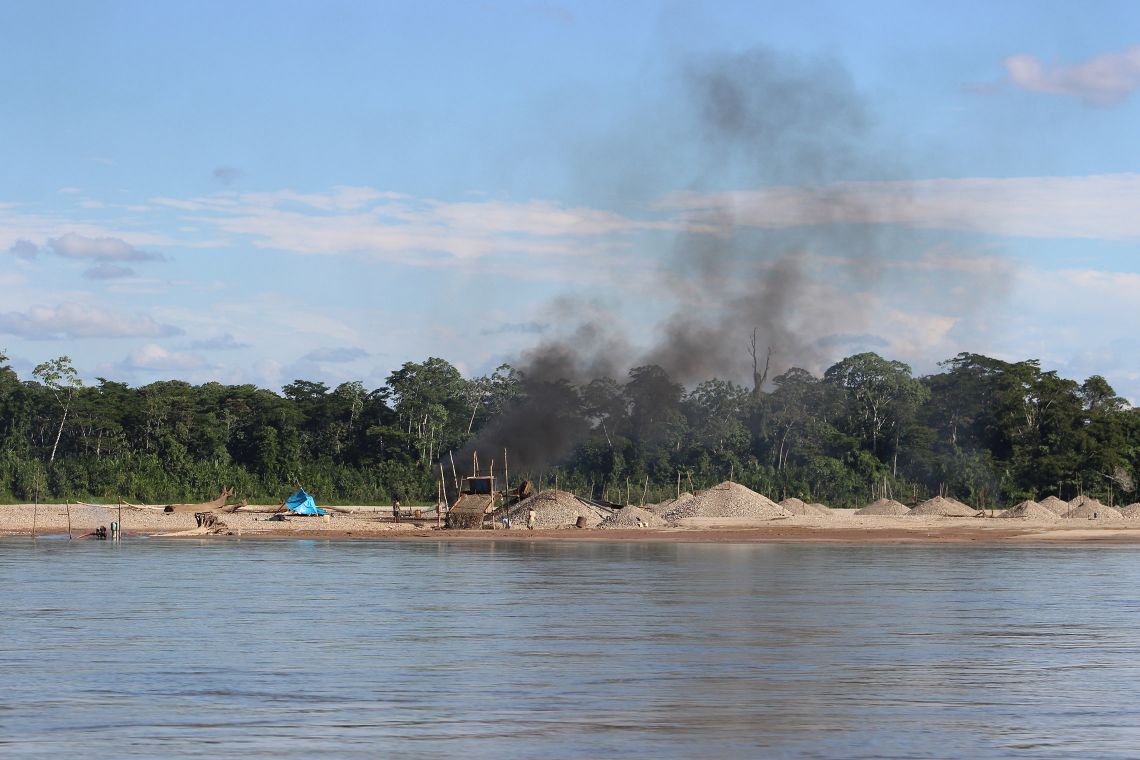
[3,1,1140,398]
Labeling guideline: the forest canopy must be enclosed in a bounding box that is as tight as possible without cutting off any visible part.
[0,349,1136,508]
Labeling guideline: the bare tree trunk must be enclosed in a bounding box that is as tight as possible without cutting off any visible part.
[49,403,70,464]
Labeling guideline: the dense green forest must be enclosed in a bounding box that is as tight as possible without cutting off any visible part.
[1,349,1137,508]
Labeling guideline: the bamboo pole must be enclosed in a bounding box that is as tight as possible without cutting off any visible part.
[32,477,39,539]
[66,501,72,540]
[449,450,460,492]
[504,448,509,497]
[641,474,649,506]
[625,478,630,506]
[676,471,681,500]
[117,498,122,539]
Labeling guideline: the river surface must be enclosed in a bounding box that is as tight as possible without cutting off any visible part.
[1,538,1139,758]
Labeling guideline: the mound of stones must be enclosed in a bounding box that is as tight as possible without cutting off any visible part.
[907,496,980,517]
[598,505,669,529]
[1120,503,1140,519]
[856,498,911,516]
[1037,496,1070,515]
[997,500,1059,520]
[664,481,790,520]
[1063,502,1123,520]
[779,497,832,516]
[508,489,610,529]
[647,493,693,515]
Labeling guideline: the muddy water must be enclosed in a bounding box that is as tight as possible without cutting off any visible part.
[1,539,1139,758]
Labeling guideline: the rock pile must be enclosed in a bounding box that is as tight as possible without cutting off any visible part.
[907,496,979,517]
[1037,496,1070,515]
[998,500,1059,520]
[598,506,669,529]
[1063,502,1122,520]
[856,498,911,516]
[508,490,610,529]
[664,481,789,520]
[779,497,831,516]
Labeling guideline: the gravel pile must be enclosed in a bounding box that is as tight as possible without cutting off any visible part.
[598,506,669,529]
[1067,495,1105,511]
[779,497,831,516]
[1037,496,1070,515]
[647,493,693,515]
[998,500,1059,520]
[665,481,789,520]
[907,496,980,517]
[507,490,610,529]
[1063,502,1122,520]
[856,498,911,516]
[1120,503,1140,519]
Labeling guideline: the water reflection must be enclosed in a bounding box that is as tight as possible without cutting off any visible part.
[1,540,1139,758]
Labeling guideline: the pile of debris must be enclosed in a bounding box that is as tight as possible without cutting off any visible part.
[779,497,831,516]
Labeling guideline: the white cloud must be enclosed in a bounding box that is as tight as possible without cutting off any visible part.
[1005,46,1140,106]
[0,304,182,339]
[302,346,370,363]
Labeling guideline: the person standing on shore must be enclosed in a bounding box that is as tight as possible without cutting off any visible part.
[392,497,401,523]
[527,507,536,529]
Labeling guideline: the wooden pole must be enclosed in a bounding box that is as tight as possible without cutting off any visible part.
[676,471,681,499]
[625,478,630,506]
[449,450,460,492]
[118,498,122,539]
[473,450,478,478]
[641,474,649,506]
[504,448,509,497]
[32,477,39,539]
[66,501,72,540]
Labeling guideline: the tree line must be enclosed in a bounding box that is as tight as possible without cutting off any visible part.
[0,349,1136,508]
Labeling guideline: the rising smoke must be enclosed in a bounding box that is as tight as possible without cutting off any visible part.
[466,46,1005,471]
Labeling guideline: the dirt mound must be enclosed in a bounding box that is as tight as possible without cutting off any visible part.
[779,497,831,516]
[598,506,669,529]
[665,481,789,520]
[856,498,911,516]
[1037,496,1070,515]
[1062,502,1122,520]
[508,490,610,529]
[907,496,980,517]
[998,500,1058,520]
[807,503,831,513]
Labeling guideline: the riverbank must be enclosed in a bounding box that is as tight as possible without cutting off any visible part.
[5,502,1140,543]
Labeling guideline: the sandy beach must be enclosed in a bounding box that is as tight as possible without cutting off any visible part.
[5,502,1140,544]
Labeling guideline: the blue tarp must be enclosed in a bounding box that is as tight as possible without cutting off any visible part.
[284,488,329,516]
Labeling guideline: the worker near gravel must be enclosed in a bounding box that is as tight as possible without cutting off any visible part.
[392,497,401,523]
[527,507,536,529]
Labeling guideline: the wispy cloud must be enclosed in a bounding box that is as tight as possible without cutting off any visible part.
[7,239,38,259]
[302,346,370,363]
[83,263,136,280]
[660,174,1140,240]
[0,304,183,340]
[1004,45,1140,106]
[189,333,251,350]
[120,344,208,371]
[47,232,165,262]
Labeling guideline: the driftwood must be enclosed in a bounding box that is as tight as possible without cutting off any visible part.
[194,512,227,533]
[163,487,235,513]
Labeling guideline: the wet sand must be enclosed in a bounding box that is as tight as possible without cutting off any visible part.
[5,503,1140,544]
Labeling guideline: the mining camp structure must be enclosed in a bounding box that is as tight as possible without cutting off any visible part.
[445,475,540,529]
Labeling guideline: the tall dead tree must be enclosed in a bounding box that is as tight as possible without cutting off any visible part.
[747,328,772,401]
